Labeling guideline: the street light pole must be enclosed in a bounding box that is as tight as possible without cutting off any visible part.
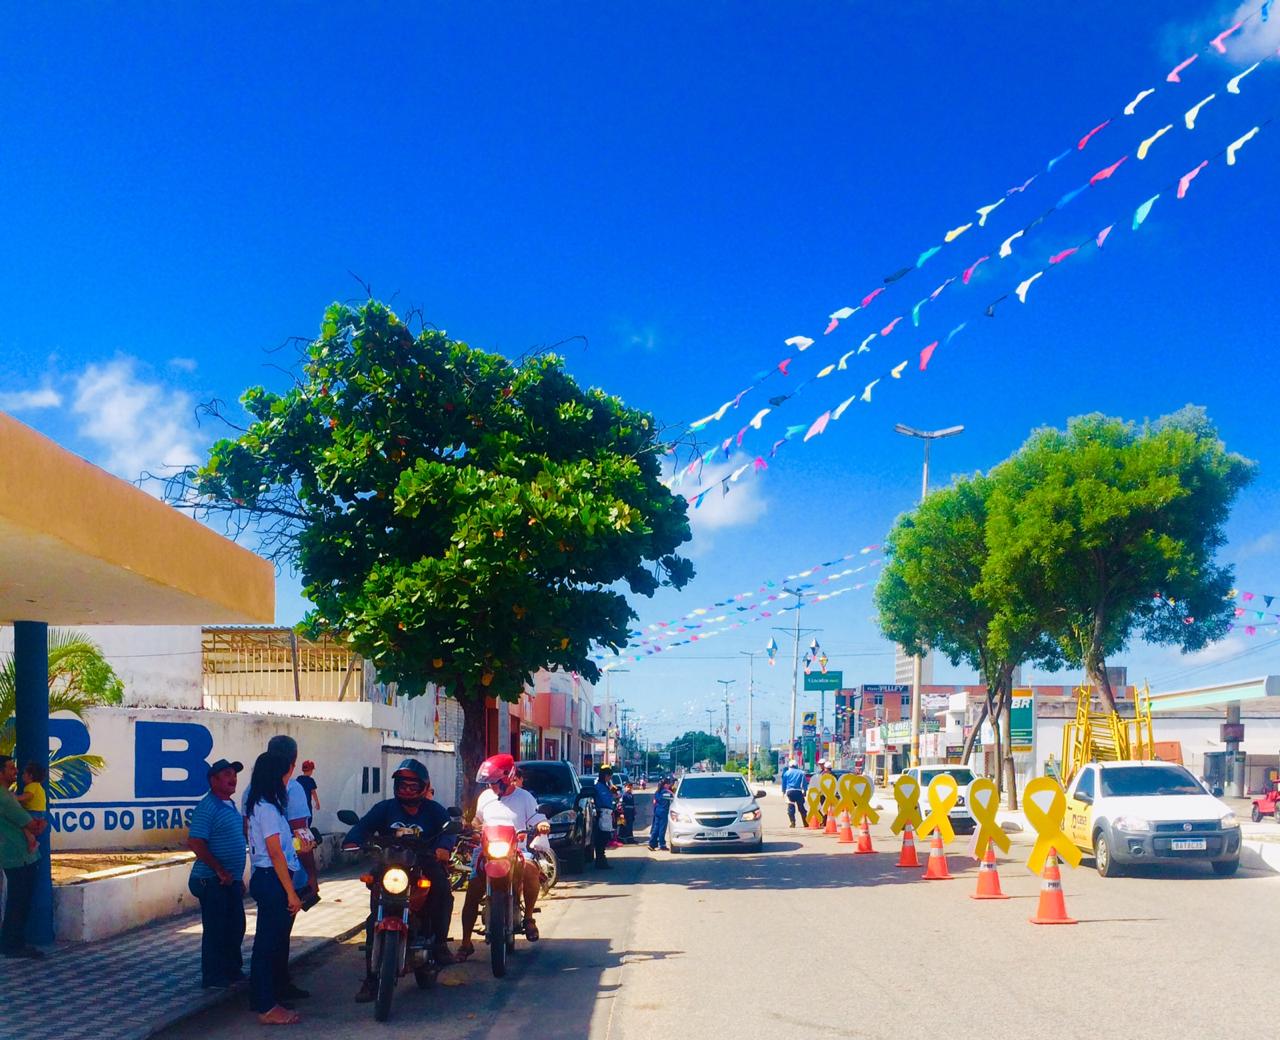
[894,423,964,768]
[738,651,757,783]
[717,679,735,765]
[603,668,629,767]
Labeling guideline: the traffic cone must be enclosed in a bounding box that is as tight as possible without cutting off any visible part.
[970,839,1010,900]
[807,807,823,829]
[836,811,855,844]
[921,829,952,880]
[896,823,920,869]
[854,816,876,855]
[823,808,838,835]
[1029,849,1077,925]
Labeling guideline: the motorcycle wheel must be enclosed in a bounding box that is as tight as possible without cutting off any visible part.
[374,931,400,1022]
[414,966,437,990]
[540,849,559,892]
[489,893,509,978]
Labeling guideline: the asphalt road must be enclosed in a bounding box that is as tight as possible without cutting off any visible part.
[158,793,1280,1040]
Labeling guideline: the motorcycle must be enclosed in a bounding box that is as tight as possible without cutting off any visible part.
[479,823,526,978]
[526,833,558,895]
[337,808,462,1022]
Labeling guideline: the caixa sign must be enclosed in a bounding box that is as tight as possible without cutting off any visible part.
[48,718,214,840]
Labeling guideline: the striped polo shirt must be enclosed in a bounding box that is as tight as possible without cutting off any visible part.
[189,791,247,880]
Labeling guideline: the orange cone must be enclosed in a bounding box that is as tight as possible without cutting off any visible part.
[836,811,855,844]
[807,807,823,829]
[896,823,920,868]
[921,829,952,880]
[1029,849,1077,925]
[824,808,837,835]
[970,839,1010,900]
[854,816,876,855]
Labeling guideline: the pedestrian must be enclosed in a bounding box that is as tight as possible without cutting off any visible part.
[648,777,673,851]
[15,763,47,838]
[593,766,616,868]
[295,760,320,825]
[0,754,47,959]
[245,751,306,1026]
[187,758,247,989]
[780,758,809,828]
[619,782,637,844]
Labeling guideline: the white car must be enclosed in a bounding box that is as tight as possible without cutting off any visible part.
[899,765,978,834]
[667,772,766,852]
[1064,760,1241,877]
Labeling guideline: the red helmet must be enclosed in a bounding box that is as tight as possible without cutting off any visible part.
[476,753,516,787]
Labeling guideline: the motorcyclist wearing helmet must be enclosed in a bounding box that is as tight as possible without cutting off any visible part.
[344,759,457,1002]
[457,754,550,961]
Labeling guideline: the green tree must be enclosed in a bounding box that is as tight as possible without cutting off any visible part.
[985,407,1254,711]
[1,629,124,796]
[176,301,692,799]
[875,475,1059,805]
[668,730,726,769]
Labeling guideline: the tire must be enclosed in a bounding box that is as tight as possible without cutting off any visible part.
[539,849,559,892]
[374,931,400,1022]
[489,891,509,978]
[414,966,436,990]
[1212,858,1240,876]
[1253,806,1263,823]
[1094,830,1121,878]
[669,843,681,854]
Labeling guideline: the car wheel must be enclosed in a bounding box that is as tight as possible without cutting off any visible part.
[1094,830,1121,878]
[669,843,681,854]
[1252,806,1263,823]
[1212,858,1240,876]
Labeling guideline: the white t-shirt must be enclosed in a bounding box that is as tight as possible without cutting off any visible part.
[248,800,302,872]
[475,787,546,833]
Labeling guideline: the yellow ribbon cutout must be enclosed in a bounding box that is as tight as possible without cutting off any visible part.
[836,773,857,817]
[966,777,1010,855]
[804,788,822,821]
[918,774,959,844]
[1023,776,1082,873]
[847,774,879,825]
[890,775,923,834]
[817,772,838,813]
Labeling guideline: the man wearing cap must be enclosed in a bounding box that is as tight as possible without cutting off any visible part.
[188,758,248,989]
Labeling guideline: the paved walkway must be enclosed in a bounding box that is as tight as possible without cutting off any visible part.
[2,874,371,1040]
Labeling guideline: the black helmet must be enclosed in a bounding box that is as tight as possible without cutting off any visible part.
[392,758,430,787]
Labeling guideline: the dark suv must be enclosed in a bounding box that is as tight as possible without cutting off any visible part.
[516,760,597,872]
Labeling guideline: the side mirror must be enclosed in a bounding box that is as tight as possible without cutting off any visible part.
[447,805,463,818]
[442,819,463,837]
[1075,792,1093,806]
[755,790,767,799]
[337,809,360,826]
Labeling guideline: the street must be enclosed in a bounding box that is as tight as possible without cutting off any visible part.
[158,792,1280,1040]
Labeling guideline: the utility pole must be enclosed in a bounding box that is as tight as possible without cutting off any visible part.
[717,679,736,766]
[738,651,757,783]
[704,708,716,766]
[894,423,964,767]
[775,595,821,764]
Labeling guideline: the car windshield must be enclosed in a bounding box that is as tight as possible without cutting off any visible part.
[677,776,751,800]
[920,768,975,786]
[1099,765,1204,797]
[516,764,574,797]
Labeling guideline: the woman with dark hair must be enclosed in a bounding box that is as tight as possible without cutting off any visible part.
[245,751,304,1025]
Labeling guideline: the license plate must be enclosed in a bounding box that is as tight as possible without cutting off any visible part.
[1171,838,1206,851]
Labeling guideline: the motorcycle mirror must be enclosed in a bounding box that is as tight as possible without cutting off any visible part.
[442,819,463,836]
[755,790,768,799]
[337,809,360,826]
[447,805,463,818]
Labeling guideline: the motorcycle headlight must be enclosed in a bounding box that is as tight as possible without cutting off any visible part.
[550,810,576,825]
[487,840,512,859]
[740,808,762,821]
[1220,812,1239,829]
[1112,816,1151,834]
[382,867,410,895]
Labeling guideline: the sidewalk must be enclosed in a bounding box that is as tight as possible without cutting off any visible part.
[2,874,370,1040]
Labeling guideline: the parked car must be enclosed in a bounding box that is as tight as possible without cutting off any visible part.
[899,765,978,834]
[1064,761,1241,877]
[668,772,766,852]
[515,760,596,872]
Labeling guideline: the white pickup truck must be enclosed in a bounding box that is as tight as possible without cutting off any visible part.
[1063,760,1242,877]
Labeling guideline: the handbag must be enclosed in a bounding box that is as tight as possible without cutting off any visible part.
[597,812,614,833]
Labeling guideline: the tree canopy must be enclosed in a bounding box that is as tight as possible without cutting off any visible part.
[176,300,693,782]
[667,730,726,769]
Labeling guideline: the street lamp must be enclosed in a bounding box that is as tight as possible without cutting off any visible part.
[739,650,759,783]
[603,668,629,766]
[717,679,736,766]
[894,423,964,768]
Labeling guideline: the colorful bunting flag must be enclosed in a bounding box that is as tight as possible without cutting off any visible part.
[832,394,857,420]
[975,199,1004,226]
[1078,119,1112,150]
[917,245,942,267]
[1184,93,1215,130]
[1124,87,1155,115]
[803,412,831,442]
[862,287,885,308]
[1096,225,1113,247]
[785,335,815,350]
[1177,160,1208,199]
[1166,54,1198,82]
[944,222,972,243]
[1090,156,1128,183]
[1049,248,1078,264]
[891,360,908,378]
[962,256,989,284]
[1228,62,1261,94]
[999,229,1025,258]
[1227,127,1259,165]
[1133,194,1159,229]
[1015,271,1044,303]
[882,316,903,336]
[860,379,879,403]
[919,342,938,370]
[1137,124,1172,160]
[1209,21,1243,53]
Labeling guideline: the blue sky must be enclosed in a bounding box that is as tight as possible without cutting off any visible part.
[3,2,1278,743]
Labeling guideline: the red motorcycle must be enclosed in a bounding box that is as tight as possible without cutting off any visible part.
[479,823,526,978]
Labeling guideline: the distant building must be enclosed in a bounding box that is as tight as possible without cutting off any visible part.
[894,645,934,685]
[758,720,770,757]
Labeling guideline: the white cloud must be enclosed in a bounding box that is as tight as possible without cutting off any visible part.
[1225,2,1280,61]
[167,357,198,372]
[0,386,62,412]
[71,357,201,480]
[670,452,768,556]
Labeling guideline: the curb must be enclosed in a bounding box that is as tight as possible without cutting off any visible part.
[141,919,366,1039]
[1241,839,1280,874]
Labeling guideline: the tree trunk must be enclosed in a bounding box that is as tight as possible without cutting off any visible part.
[960,700,988,765]
[1087,652,1117,712]
[999,671,1019,811]
[459,693,487,812]
[985,685,1004,797]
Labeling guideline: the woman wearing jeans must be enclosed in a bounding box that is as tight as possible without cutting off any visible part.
[245,751,305,1026]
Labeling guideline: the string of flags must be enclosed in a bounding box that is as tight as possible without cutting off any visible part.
[674,2,1277,453]
[1152,589,1280,637]
[674,108,1275,508]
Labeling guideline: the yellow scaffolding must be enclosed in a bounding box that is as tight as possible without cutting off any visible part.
[1058,682,1154,786]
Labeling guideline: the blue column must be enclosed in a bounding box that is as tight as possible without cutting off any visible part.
[14,620,53,946]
